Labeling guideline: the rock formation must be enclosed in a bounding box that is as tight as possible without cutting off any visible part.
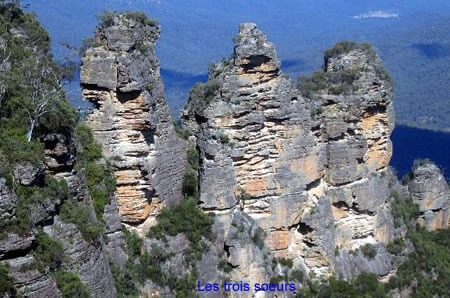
[80,14,187,230]
[183,23,398,286]
[408,161,449,231]
[1,8,449,297]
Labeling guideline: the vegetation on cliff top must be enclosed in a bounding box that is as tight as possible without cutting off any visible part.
[298,41,392,99]
[97,10,158,28]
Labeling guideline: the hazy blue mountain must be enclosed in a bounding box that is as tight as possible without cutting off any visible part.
[25,0,450,130]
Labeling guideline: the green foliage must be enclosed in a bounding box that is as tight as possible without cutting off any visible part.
[219,133,230,144]
[0,127,44,167]
[182,145,200,198]
[75,124,102,164]
[135,244,170,285]
[391,197,420,228]
[386,238,405,255]
[251,226,265,249]
[401,172,413,185]
[75,124,116,220]
[122,226,142,259]
[37,97,77,134]
[297,71,328,98]
[134,40,150,53]
[187,79,221,112]
[291,270,304,282]
[413,158,433,170]
[187,146,200,170]
[387,229,450,297]
[98,11,158,28]
[324,41,373,61]
[60,199,104,242]
[360,243,377,260]
[276,257,294,269]
[0,1,76,145]
[335,246,340,256]
[122,11,158,26]
[217,258,234,273]
[34,231,64,272]
[269,275,287,285]
[110,262,139,298]
[173,121,190,140]
[183,167,198,198]
[1,176,70,236]
[52,271,90,298]
[299,273,387,298]
[86,162,116,220]
[147,198,215,244]
[0,263,18,297]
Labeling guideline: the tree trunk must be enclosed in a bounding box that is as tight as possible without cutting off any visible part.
[27,119,36,142]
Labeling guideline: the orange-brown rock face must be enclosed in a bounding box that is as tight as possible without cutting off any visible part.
[81,14,186,227]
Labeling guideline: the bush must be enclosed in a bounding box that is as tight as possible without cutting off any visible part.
[391,197,420,228]
[251,227,265,249]
[173,121,190,140]
[75,124,116,220]
[387,229,450,296]
[187,79,222,113]
[413,158,433,170]
[277,257,294,269]
[291,270,304,282]
[269,275,287,285]
[75,124,102,164]
[182,168,198,198]
[360,244,377,260]
[0,263,17,297]
[219,134,230,144]
[134,40,150,53]
[186,146,199,170]
[60,199,104,242]
[122,11,158,26]
[324,41,373,62]
[35,231,64,272]
[217,258,233,273]
[86,162,116,220]
[0,127,44,167]
[297,71,328,98]
[110,262,139,298]
[3,176,70,235]
[123,226,142,259]
[52,271,90,298]
[147,198,214,244]
[386,238,405,255]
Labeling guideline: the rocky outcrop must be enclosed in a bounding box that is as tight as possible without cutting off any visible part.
[182,23,397,286]
[408,162,449,231]
[3,256,60,297]
[81,13,187,229]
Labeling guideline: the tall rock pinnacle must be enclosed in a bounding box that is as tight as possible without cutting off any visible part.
[183,23,398,284]
[80,13,187,229]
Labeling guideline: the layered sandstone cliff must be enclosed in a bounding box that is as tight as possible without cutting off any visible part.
[182,23,398,288]
[80,14,187,229]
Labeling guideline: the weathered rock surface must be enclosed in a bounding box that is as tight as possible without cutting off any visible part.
[2,256,60,298]
[103,199,128,268]
[183,23,397,287]
[408,162,449,231]
[45,217,116,298]
[0,177,16,224]
[81,14,187,228]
